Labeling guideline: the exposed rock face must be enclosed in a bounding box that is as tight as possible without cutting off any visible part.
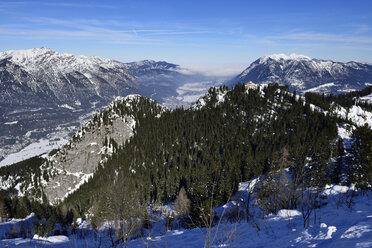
[38,95,143,203]
[28,94,166,204]
[229,54,372,94]
[42,117,134,203]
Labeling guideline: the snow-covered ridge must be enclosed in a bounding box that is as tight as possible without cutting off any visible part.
[113,94,143,103]
[259,53,311,63]
[126,59,178,71]
[0,46,139,108]
[111,94,167,116]
[0,47,125,73]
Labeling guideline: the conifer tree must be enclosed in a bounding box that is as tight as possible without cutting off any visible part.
[349,125,372,190]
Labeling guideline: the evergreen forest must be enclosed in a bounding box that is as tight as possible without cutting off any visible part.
[0,83,372,234]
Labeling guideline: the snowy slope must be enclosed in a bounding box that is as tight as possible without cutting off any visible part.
[0,138,68,167]
[335,105,372,128]
[1,182,371,247]
[127,184,372,248]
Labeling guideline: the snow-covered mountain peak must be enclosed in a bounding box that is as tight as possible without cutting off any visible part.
[0,47,139,109]
[0,47,126,73]
[259,53,311,63]
[0,47,54,56]
[0,47,56,65]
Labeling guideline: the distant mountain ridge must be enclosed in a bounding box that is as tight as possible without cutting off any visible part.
[229,53,372,94]
[126,59,178,71]
[0,47,139,108]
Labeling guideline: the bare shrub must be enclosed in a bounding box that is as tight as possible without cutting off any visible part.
[176,187,190,217]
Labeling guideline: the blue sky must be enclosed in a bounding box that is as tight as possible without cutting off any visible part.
[0,0,372,71]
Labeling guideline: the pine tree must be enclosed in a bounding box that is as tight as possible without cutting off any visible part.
[349,125,372,190]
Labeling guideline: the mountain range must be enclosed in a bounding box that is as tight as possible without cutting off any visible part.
[229,53,372,94]
[2,48,372,166]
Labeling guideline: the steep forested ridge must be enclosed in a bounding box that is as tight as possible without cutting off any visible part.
[1,83,372,233]
[63,84,343,225]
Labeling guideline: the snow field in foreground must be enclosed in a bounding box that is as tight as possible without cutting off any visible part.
[0,184,371,247]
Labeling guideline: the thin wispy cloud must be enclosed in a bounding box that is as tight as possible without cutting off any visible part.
[179,63,247,78]
[0,1,113,9]
[347,24,371,35]
[268,32,372,44]
[43,2,114,9]
[25,17,210,35]
[0,16,210,46]
[0,2,30,8]
[0,26,164,45]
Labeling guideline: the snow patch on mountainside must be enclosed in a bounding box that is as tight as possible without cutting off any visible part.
[0,138,68,167]
[3,121,18,125]
[334,105,372,128]
[304,83,336,93]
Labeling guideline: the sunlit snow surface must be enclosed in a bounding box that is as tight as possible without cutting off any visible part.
[0,138,68,167]
[125,185,372,248]
[1,183,372,247]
